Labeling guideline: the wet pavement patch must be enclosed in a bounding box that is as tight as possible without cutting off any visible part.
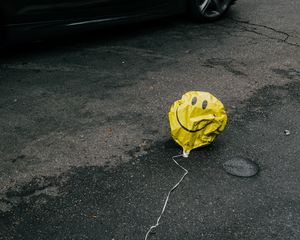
[0,80,300,239]
[0,148,190,240]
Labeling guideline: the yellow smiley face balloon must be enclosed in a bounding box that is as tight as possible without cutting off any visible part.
[168,91,227,157]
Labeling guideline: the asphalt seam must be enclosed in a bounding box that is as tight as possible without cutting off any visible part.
[225,17,300,48]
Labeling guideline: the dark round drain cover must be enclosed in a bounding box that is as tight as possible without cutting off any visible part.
[223,157,259,177]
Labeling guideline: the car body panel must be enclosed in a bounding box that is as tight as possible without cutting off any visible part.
[3,0,184,25]
[0,0,187,44]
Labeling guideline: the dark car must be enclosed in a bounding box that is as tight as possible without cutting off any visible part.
[0,0,236,44]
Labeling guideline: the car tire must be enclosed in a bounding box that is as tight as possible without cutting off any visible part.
[188,0,235,22]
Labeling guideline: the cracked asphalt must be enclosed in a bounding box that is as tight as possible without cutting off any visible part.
[0,0,300,239]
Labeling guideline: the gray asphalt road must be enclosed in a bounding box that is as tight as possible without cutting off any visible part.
[0,0,300,239]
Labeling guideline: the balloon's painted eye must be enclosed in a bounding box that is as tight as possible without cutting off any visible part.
[202,100,208,109]
[191,97,197,105]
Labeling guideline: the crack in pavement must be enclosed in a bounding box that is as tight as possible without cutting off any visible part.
[223,17,300,48]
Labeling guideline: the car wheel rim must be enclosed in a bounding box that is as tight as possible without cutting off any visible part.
[198,0,231,18]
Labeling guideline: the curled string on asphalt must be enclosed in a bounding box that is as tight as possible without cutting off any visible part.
[144,154,188,240]
[144,91,228,239]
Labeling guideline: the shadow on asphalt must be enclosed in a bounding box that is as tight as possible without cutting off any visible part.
[0,8,241,60]
[1,15,185,59]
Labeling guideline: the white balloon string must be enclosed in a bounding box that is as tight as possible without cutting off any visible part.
[144,154,189,240]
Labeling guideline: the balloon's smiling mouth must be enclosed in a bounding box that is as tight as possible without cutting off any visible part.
[176,105,211,133]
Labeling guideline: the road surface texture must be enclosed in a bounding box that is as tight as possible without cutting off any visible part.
[0,0,299,239]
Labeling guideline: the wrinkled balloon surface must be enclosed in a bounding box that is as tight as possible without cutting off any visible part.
[169,91,227,155]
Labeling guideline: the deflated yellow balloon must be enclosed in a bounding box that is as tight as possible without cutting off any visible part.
[168,91,227,157]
